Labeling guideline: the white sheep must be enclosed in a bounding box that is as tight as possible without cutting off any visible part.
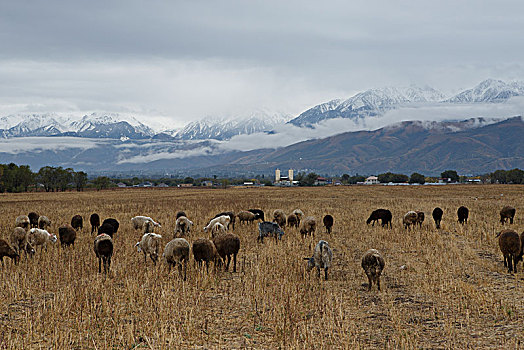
[38,215,51,230]
[15,215,30,230]
[131,216,162,231]
[163,238,190,280]
[403,211,418,229]
[135,232,163,265]
[28,228,57,251]
[203,215,230,232]
[174,216,193,237]
[304,240,333,280]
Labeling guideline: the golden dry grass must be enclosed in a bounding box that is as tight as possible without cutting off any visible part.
[0,185,523,349]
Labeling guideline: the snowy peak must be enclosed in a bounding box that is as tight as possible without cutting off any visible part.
[446,79,524,103]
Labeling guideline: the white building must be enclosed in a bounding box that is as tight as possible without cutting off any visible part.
[275,169,295,185]
[364,176,379,185]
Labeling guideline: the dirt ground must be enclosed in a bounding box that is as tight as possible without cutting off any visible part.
[0,185,523,349]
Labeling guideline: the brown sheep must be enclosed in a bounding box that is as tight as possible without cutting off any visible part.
[497,229,523,273]
[237,210,256,225]
[59,224,77,248]
[366,209,392,228]
[292,209,304,223]
[94,234,113,274]
[415,211,425,227]
[28,212,39,228]
[273,209,287,228]
[500,206,516,225]
[10,227,34,258]
[323,215,334,234]
[192,238,220,272]
[90,213,100,234]
[0,239,19,266]
[299,216,316,237]
[287,213,299,228]
[212,233,240,272]
[457,206,469,224]
[71,215,83,231]
[361,249,385,291]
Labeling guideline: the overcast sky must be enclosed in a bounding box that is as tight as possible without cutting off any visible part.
[1,0,524,127]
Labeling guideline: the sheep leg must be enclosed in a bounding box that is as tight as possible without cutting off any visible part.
[233,253,237,273]
[98,257,102,273]
[512,255,518,273]
[324,267,328,280]
[317,266,321,279]
[143,253,147,264]
[367,275,372,291]
[183,259,187,281]
[508,255,513,273]
[510,217,514,224]
[225,255,231,271]
[376,277,381,291]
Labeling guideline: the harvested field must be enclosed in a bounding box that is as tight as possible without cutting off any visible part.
[0,185,523,349]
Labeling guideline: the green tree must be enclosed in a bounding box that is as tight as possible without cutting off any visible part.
[93,176,112,190]
[73,171,88,191]
[299,172,318,186]
[506,168,524,184]
[409,172,425,184]
[441,170,459,183]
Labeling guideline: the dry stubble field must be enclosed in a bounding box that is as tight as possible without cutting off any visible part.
[0,185,523,349]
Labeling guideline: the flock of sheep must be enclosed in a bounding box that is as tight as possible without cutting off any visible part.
[0,204,519,290]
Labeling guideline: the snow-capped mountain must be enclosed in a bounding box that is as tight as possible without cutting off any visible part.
[446,79,524,103]
[170,112,291,140]
[288,80,524,127]
[289,86,445,126]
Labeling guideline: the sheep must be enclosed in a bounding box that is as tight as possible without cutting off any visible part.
[287,213,299,228]
[457,206,469,224]
[192,238,220,271]
[432,207,443,229]
[163,238,190,280]
[248,209,265,221]
[237,210,256,225]
[71,215,83,231]
[0,239,19,266]
[299,216,316,237]
[174,216,193,237]
[135,232,163,265]
[58,224,77,248]
[28,228,57,251]
[211,222,227,237]
[500,206,516,225]
[15,215,30,230]
[292,209,304,223]
[212,233,240,272]
[213,211,235,230]
[415,211,425,227]
[361,249,385,291]
[366,209,392,228]
[28,212,39,228]
[323,214,334,234]
[204,215,230,233]
[98,222,116,238]
[258,221,284,243]
[9,227,34,259]
[273,209,287,228]
[94,234,113,274]
[175,211,187,219]
[38,216,51,230]
[90,213,100,234]
[131,216,162,231]
[304,240,333,280]
[403,211,418,229]
[496,229,523,273]
[102,218,119,235]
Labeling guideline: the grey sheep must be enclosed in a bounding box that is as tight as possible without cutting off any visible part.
[304,240,333,280]
[163,238,190,280]
[174,216,193,237]
[94,234,113,274]
[497,229,523,273]
[361,249,385,291]
[135,232,163,265]
[15,215,30,230]
[500,206,516,225]
[273,210,287,228]
[58,224,77,248]
[38,216,51,230]
[299,216,316,237]
[212,233,240,272]
[403,211,418,229]
[258,221,284,243]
